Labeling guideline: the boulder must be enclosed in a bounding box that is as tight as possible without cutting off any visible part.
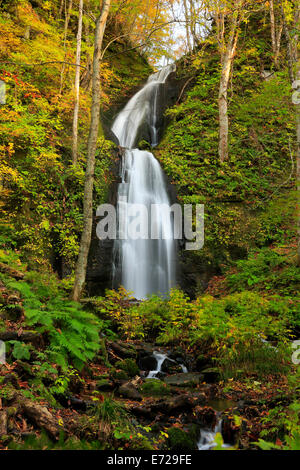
[201,367,221,383]
[193,406,217,428]
[118,382,142,401]
[161,358,183,374]
[164,373,204,388]
[130,393,207,417]
[96,378,114,392]
[138,355,157,371]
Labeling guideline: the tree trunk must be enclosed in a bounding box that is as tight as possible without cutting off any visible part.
[270,0,283,67]
[218,9,239,163]
[0,411,7,436]
[72,0,83,165]
[282,3,295,84]
[270,0,277,60]
[72,0,111,302]
[183,0,192,52]
[295,63,300,266]
[59,0,64,18]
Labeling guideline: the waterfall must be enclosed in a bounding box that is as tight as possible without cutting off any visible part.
[197,419,231,450]
[111,65,177,300]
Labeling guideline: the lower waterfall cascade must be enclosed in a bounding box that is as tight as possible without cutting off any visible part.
[111,65,177,299]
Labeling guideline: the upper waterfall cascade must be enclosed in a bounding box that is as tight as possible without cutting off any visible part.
[111,65,177,299]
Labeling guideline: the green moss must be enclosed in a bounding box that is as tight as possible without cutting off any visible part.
[112,369,129,380]
[167,427,196,451]
[139,379,171,397]
[115,358,139,377]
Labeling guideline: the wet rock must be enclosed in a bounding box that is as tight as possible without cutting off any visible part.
[96,378,114,392]
[138,355,157,371]
[193,406,217,428]
[163,373,204,387]
[195,354,210,371]
[115,358,139,377]
[201,367,221,383]
[161,358,182,374]
[118,382,142,401]
[167,427,196,451]
[108,341,136,359]
[130,393,206,417]
[139,379,171,397]
[222,415,241,445]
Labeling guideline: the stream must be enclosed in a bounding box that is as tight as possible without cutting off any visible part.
[142,348,232,450]
[110,66,233,450]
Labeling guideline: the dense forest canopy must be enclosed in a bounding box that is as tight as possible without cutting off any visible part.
[0,0,299,454]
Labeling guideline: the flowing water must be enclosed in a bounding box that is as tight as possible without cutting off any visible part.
[146,350,188,379]
[197,419,231,450]
[111,65,177,299]
[147,351,168,379]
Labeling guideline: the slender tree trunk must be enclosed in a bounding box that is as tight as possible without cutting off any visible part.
[59,0,73,95]
[218,10,239,163]
[295,59,300,266]
[270,0,283,67]
[72,0,83,165]
[59,0,64,18]
[72,0,111,302]
[188,0,198,46]
[282,9,295,84]
[183,0,192,52]
[274,22,283,65]
[270,0,277,61]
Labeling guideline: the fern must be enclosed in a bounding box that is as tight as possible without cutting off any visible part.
[4,278,101,370]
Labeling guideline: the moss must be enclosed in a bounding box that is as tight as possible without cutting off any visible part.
[0,384,16,403]
[112,369,129,380]
[115,358,139,377]
[167,427,196,451]
[96,378,113,391]
[6,406,18,417]
[139,379,171,397]
[137,140,152,150]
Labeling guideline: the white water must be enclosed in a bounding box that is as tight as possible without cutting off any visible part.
[147,351,168,379]
[197,419,231,450]
[112,65,177,299]
[146,350,188,379]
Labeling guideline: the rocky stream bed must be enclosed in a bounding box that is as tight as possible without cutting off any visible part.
[1,337,290,451]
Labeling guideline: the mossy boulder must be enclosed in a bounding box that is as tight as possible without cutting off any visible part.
[195,354,210,371]
[164,373,204,388]
[111,369,129,381]
[161,359,183,374]
[115,358,139,377]
[96,378,114,392]
[167,427,196,451]
[201,367,221,383]
[139,379,171,397]
[118,382,142,401]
